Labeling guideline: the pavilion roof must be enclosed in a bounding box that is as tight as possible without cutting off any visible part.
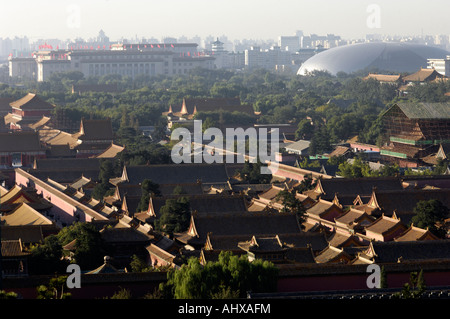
[10,93,55,111]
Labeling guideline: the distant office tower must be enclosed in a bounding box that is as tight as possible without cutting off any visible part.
[9,57,37,80]
[427,56,450,76]
[278,36,301,52]
[245,46,293,71]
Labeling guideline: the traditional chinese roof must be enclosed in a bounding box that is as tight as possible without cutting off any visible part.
[403,68,446,83]
[206,231,328,252]
[149,194,248,218]
[75,118,114,141]
[364,239,450,263]
[1,202,53,226]
[176,212,301,246]
[314,245,353,264]
[334,208,375,228]
[10,93,55,111]
[329,146,351,158]
[304,177,404,201]
[33,157,102,171]
[326,232,368,248]
[364,73,402,82]
[387,102,450,120]
[85,256,125,274]
[70,176,95,190]
[366,188,450,223]
[95,143,125,158]
[178,97,248,115]
[394,225,439,242]
[364,214,407,236]
[0,131,44,153]
[0,225,50,244]
[306,199,343,220]
[1,239,30,257]
[15,168,110,223]
[28,116,52,130]
[238,235,286,252]
[115,163,230,186]
[0,185,53,212]
[100,223,153,243]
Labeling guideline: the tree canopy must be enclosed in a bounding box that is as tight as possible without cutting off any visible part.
[159,251,278,299]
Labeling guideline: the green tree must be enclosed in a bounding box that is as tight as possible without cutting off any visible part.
[28,235,67,275]
[129,254,152,272]
[410,200,449,238]
[57,222,108,270]
[136,179,160,213]
[155,197,191,236]
[0,290,18,299]
[238,160,272,184]
[110,288,132,299]
[337,157,373,178]
[92,159,119,200]
[293,174,317,193]
[309,125,331,156]
[393,270,426,299]
[295,118,314,140]
[275,189,306,228]
[36,276,71,299]
[159,251,278,299]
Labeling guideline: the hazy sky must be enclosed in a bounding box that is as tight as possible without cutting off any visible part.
[2,0,450,41]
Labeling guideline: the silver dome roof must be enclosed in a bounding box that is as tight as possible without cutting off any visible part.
[298,42,450,75]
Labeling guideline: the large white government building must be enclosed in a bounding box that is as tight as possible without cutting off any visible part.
[9,43,215,82]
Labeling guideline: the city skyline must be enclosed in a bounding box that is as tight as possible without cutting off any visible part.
[2,0,450,42]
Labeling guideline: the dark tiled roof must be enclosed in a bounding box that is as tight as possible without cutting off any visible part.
[0,131,44,152]
[284,247,317,263]
[181,97,242,114]
[158,183,205,196]
[122,163,230,185]
[371,188,450,223]
[391,102,450,119]
[0,225,46,244]
[28,169,101,184]
[34,158,102,170]
[369,240,450,263]
[150,194,248,218]
[100,225,152,243]
[1,239,30,257]
[308,177,403,200]
[77,118,114,141]
[207,232,328,252]
[238,236,285,252]
[184,212,301,245]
